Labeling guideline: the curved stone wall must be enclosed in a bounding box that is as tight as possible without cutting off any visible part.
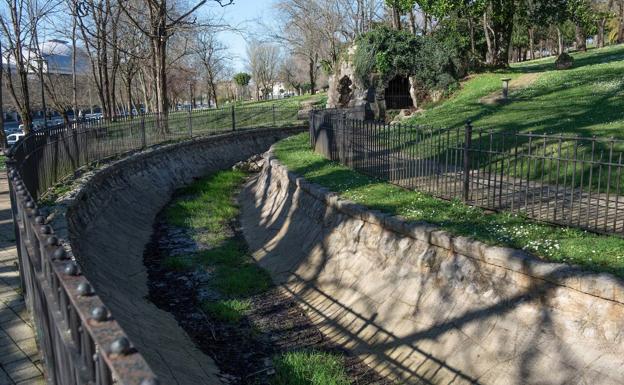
[59,128,303,385]
[241,150,624,385]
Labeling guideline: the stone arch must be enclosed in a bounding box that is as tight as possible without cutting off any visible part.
[383,75,413,109]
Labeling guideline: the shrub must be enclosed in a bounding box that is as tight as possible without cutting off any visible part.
[352,25,460,97]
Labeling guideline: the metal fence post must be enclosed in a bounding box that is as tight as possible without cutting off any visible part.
[231,106,236,131]
[463,120,473,202]
[140,113,146,149]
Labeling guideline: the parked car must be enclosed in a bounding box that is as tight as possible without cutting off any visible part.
[7,133,25,146]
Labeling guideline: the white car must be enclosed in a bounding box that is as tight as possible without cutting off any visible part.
[7,133,25,146]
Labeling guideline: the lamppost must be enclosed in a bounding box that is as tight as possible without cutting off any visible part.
[34,56,47,127]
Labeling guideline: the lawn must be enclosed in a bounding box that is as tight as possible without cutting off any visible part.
[236,92,327,109]
[367,46,624,198]
[407,45,624,138]
[274,133,624,278]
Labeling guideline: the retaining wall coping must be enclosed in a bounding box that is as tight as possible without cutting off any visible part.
[264,149,624,305]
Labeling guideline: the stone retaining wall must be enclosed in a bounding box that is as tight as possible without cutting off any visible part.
[241,149,624,385]
[56,128,303,385]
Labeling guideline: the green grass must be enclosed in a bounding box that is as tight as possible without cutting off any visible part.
[407,45,624,137]
[385,45,624,194]
[275,133,624,277]
[164,169,273,323]
[38,180,76,206]
[237,92,327,109]
[201,299,251,323]
[213,264,272,297]
[162,255,195,271]
[271,350,350,385]
[166,170,247,245]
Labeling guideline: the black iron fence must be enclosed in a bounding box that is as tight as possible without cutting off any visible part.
[310,109,624,236]
[6,105,303,384]
[11,106,300,201]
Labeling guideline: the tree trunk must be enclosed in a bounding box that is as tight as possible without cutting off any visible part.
[391,5,401,30]
[483,12,494,64]
[557,27,564,54]
[598,18,606,48]
[126,78,133,117]
[619,2,624,44]
[575,24,587,51]
[468,18,476,55]
[0,41,5,148]
[408,9,416,35]
[528,28,535,60]
[71,1,78,120]
[154,37,169,130]
[308,57,317,95]
[208,76,218,109]
[482,2,515,67]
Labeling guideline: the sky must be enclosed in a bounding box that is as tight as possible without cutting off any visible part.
[214,0,278,72]
[32,0,277,74]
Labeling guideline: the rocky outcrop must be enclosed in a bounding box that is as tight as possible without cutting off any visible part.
[241,149,624,385]
[58,128,303,385]
[326,45,418,121]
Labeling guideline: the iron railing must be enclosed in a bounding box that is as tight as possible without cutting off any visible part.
[310,109,624,236]
[12,106,301,200]
[6,105,303,384]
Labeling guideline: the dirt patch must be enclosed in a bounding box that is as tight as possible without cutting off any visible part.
[479,72,542,105]
[143,175,391,385]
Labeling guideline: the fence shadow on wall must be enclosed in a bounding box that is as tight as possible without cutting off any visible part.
[245,159,622,385]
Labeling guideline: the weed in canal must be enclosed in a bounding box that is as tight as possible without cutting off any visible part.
[271,350,351,385]
[212,264,273,297]
[165,169,246,245]
[162,255,195,271]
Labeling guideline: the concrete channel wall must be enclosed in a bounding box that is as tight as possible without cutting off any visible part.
[240,149,624,385]
[59,128,303,385]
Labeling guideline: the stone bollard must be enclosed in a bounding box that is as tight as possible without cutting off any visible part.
[501,78,512,100]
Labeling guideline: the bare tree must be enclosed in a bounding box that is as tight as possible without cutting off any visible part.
[279,55,307,95]
[335,0,382,38]
[0,41,6,146]
[191,28,229,108]
[115,15,149,116]
[0,0,58,132]
[274,0,331,94]
[119,0,233,122]
[246,41,281,100]
[75,0,122,118]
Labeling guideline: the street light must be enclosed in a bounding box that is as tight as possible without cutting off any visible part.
[34,56,47,127]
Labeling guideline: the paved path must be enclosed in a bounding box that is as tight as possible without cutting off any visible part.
[0,175,44,385]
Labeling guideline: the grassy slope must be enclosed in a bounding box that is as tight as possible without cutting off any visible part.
[407,45,624,138]
[275,133,624,278]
